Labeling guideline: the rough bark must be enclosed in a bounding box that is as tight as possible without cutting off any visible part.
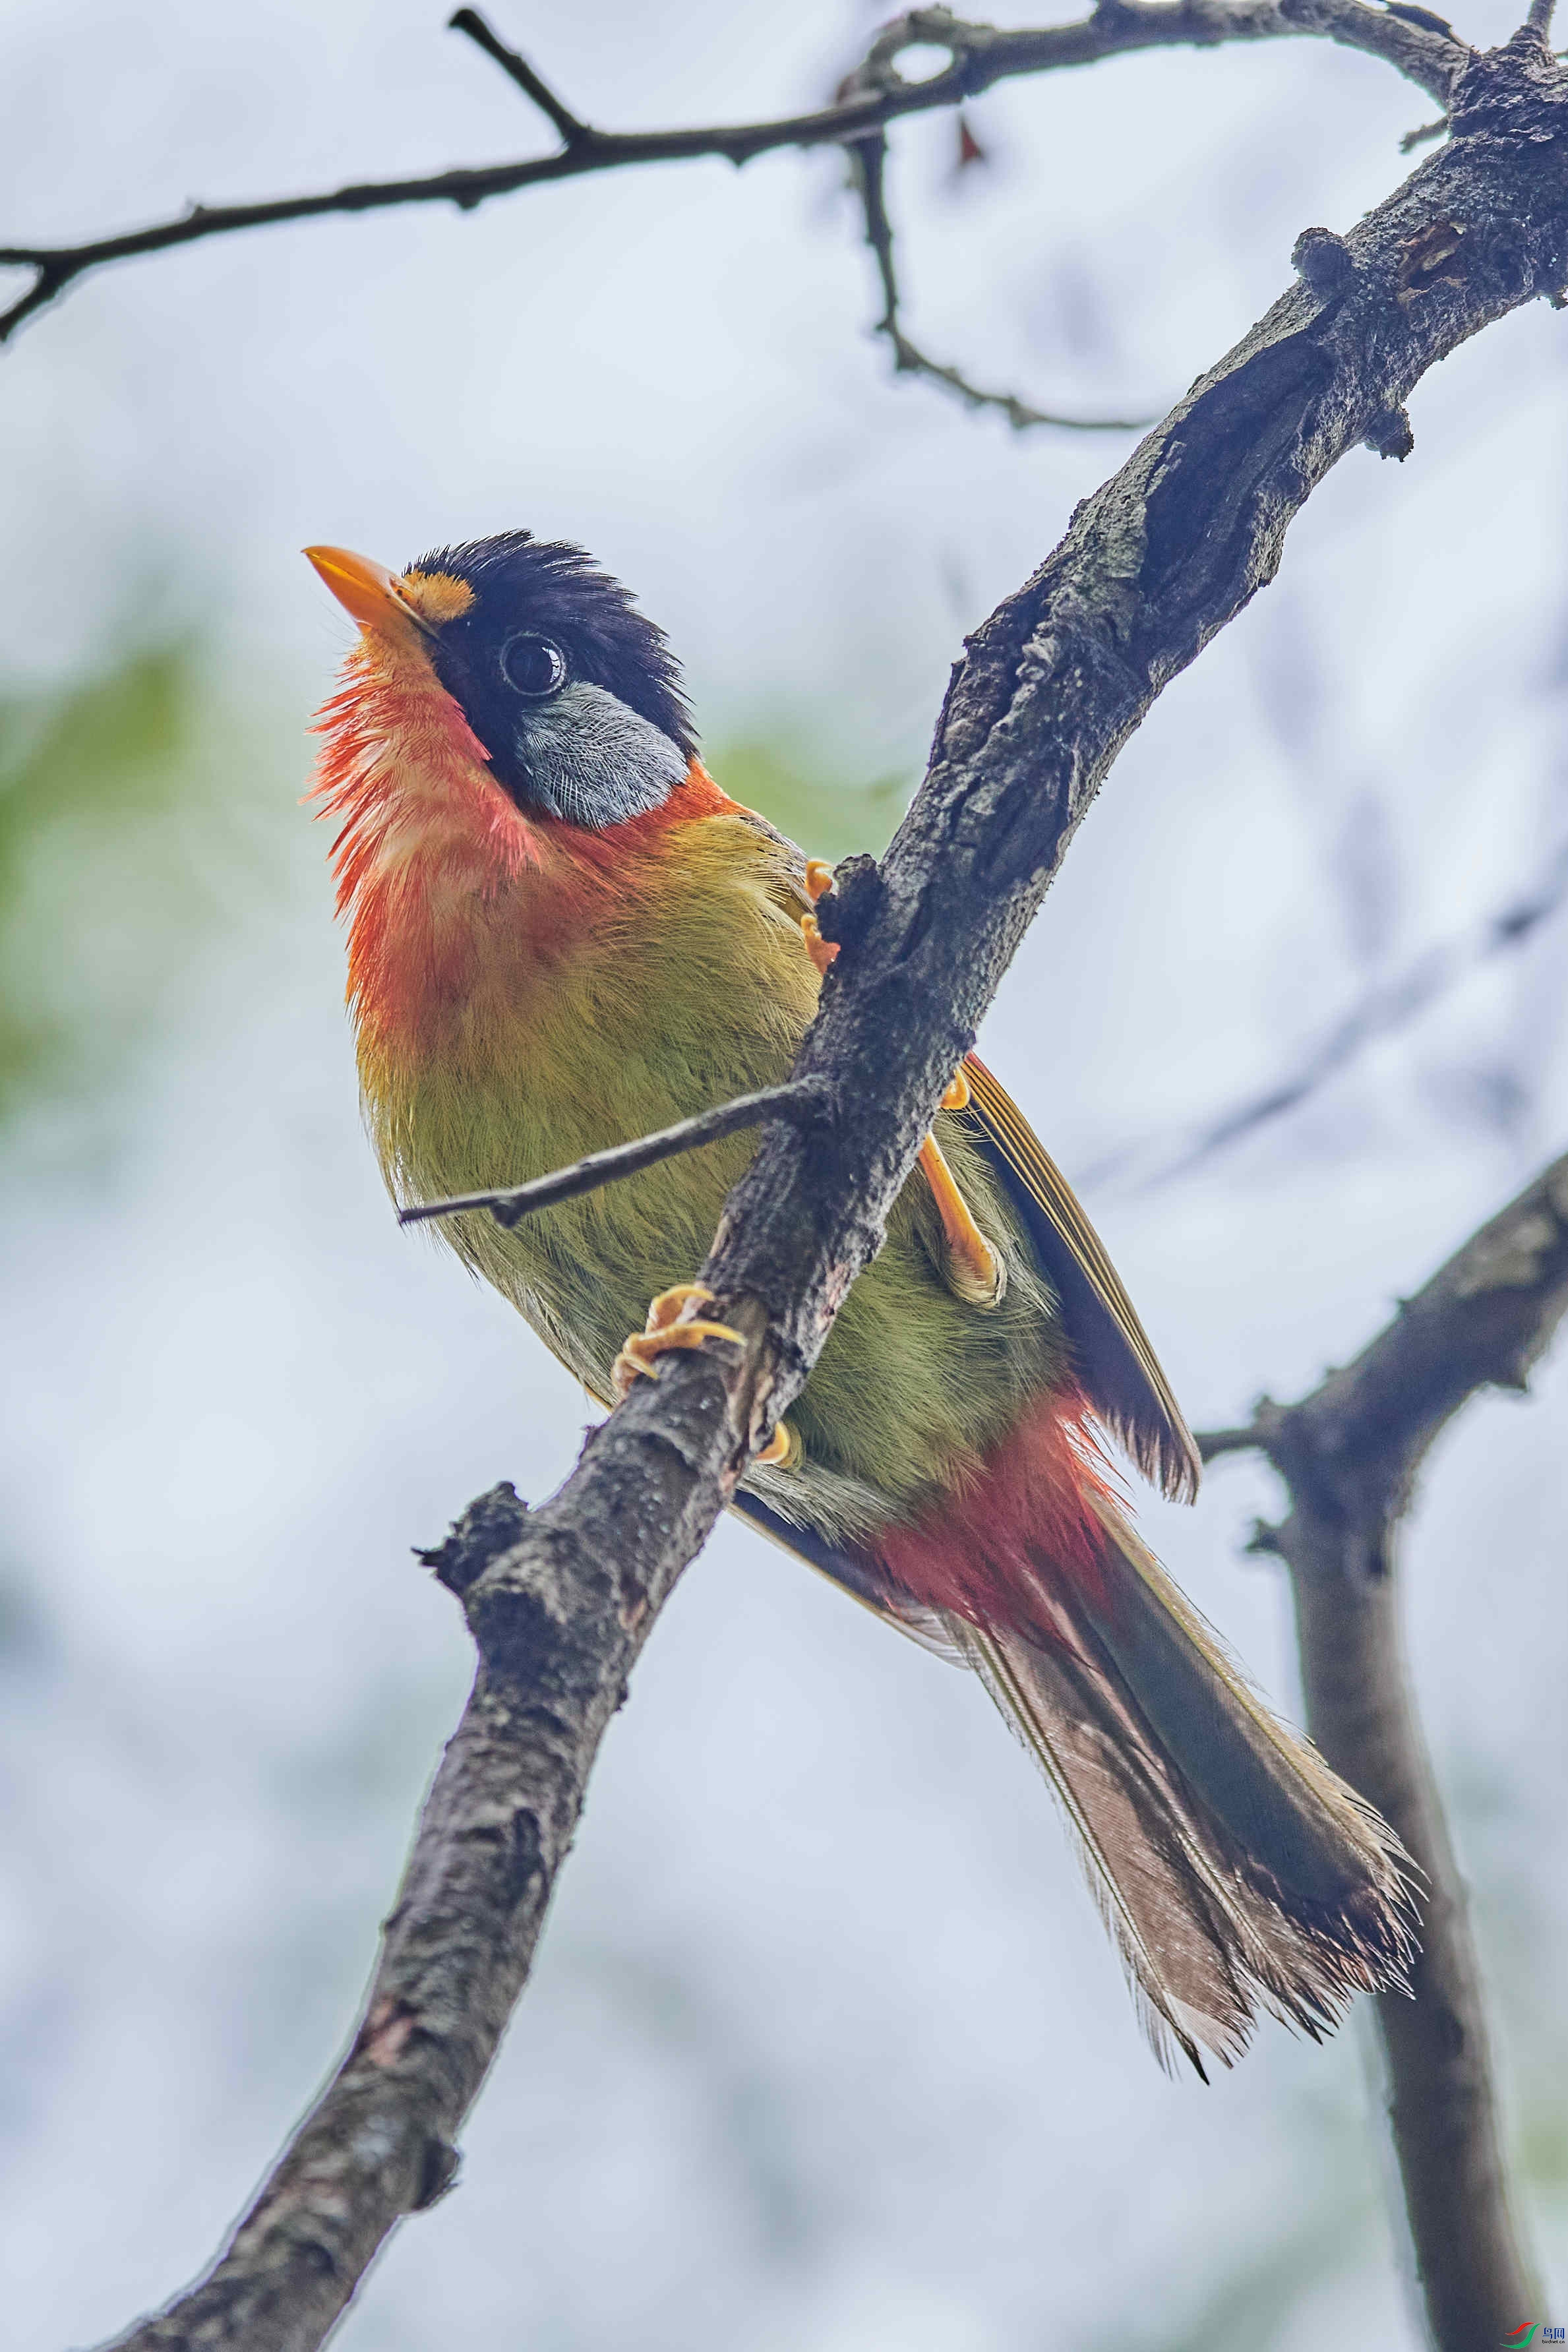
[1201,1153,1568,2345]
[98,29,1568,2352]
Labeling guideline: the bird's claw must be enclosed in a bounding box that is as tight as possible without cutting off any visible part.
[799,853,996,1308]
[613,1283,744,1400]
[613,1284,802,1468]
[755,1416,800,1468]
[801,859,839,979]
[919,1133,1007,1309]
[800,859,967,1108]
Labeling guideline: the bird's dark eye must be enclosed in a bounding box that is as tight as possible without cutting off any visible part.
[500,632,568,698]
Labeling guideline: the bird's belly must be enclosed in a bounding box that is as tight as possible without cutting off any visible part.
[371,855,808,1367]
[375,882,1063,1538]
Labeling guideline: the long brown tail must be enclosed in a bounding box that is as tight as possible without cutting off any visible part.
[950,1500,1419,2074]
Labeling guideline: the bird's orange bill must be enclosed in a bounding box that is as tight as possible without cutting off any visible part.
[304,544,433,635]
[957,1057,1202,1503]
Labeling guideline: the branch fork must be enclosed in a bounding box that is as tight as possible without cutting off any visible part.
[1195,1152,1568,2341]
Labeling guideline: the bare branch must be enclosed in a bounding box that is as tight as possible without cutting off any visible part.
[1401,110,1452,145]
[397,1076,831,1230]
[1082,833,1568,1196]
[1213,1152,1568,2345]
[95,29,1568,2349]
[0,258,69,342]
[1,0,1468,345]
[848,128,1152,432]
[1270,1150,1568,1531]
[447,7,591,147]
[1195,1420,1271,1457]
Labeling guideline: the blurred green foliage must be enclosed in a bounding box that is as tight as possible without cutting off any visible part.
[0,638,281,1145]
[708,736,908,865]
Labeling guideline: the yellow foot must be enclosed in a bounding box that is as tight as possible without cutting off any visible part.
[919,1132,1006,1308]
[612,1283,744,1401]
[801,859,839,979]
[756,1417,801,1469]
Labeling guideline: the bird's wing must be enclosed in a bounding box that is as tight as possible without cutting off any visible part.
[957,1056,1201,1504]
[713,800,1197,1501]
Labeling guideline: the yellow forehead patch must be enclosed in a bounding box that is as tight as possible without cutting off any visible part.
[399,569,476,624]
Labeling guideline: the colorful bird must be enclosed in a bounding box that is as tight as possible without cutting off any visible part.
[307,532,1416,2072]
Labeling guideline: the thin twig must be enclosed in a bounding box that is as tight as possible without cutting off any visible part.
[1079,834,1568,1197]
[398,1077,831,1230]
[1208,1154,1568,2347]
[94,26,1568,2347]
[878,322,1155,431]
[848,129,1151,431]
[1194,1421,1270,1458]
[0,0,1468,344]
[1401,110,1451,144]
[448,8,591,146]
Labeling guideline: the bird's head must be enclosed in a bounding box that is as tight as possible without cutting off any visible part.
[306,530,699,833]
[307,533,721,1048]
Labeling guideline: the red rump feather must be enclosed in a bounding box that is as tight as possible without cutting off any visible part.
[872,1389,1124,1637]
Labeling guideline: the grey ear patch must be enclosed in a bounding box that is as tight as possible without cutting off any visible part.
[516,680,686,828]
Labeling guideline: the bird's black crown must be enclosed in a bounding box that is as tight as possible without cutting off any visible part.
[412,531,697,781]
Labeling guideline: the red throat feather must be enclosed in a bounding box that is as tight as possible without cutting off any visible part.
[309,638,734,1052]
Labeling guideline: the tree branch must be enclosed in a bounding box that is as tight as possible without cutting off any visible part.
[1195,1421,1271,1457]
[1083,831,1568,1196]
[847,126,1153,431]
[1,0,1468,345]
[429,815,1568,1241]
[1196,1151,1568,2345]
[97,26,1568,2351]
[1402,111,1453,148]
[448,7,591,148]
[397,1076,831,1230]
[409,804,1568,1238]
